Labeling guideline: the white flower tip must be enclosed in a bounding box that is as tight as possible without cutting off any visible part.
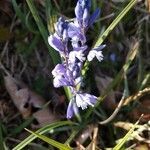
[102,44,106,48]
[48,35,53,46]
[87,51,95,61]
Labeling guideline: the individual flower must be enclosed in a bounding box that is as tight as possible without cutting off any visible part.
[75,93,97,109]
[48,17,69,57]
[75,0,91,26]
[68,62,81,79]
[54,17,68,38]
[52,64,66,76]
[69,50,85,63]
[87,45,106,62]
[75,0,100,29]
[52,64,72,88]
[66,93,97,119]
[53,75,70,88]
[68,22,86,44]
[48,33,64,53]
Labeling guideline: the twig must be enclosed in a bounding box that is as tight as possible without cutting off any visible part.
[99,93,126,125]
[99,87,149,125]
[92,126,98,150]
[114,120,150,144]
[0,61,11,76]
[123,87,150,106]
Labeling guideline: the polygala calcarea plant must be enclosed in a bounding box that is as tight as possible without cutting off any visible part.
[48,0,105,118]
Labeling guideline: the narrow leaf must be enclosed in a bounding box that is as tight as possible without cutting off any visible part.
[25,128,72,150]
[113,116,142,150]
[26,0,60,65]
[13,121,74,150]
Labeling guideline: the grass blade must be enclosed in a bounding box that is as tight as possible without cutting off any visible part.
[45,0,57,34]
[94,0,137,47]
[25,128,72,150]
[26,0,60,65]
[81,0,137,93]
[113,116,142,150]
[26,0,73,100]
[13,121,74,150]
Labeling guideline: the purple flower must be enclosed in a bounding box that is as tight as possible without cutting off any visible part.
[66,93,97,119]
[48,17,69,55]
[54,17,68,37]
[68,22,86,44]
[67,99,79,119]
[83,8,89,28]
[68,62,81,79]
[75,1,83,22]
[88,8,100,28]
[53,75,70,88]
[48,0,105,119]
[52,64,66,76]
[75,0,91,22]
[75,0,100,29]
[48,33,64,53]
[52,64,72,87]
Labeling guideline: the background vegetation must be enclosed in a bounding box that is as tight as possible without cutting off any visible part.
[0,0,149,149]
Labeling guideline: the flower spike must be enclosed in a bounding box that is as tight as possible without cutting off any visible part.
[48,0,105,118]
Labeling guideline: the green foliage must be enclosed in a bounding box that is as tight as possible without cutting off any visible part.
[94,0,137,47]
[1,0,148,149]
[113,118,141,150]
[13,121,74,150]
[25,128,72,150]
[26,0,60,65]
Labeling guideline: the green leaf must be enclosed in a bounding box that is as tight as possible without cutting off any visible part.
[25,12,39,34]
[13,121,74,150]
[26,0,60,65]
[25,128,72,150]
